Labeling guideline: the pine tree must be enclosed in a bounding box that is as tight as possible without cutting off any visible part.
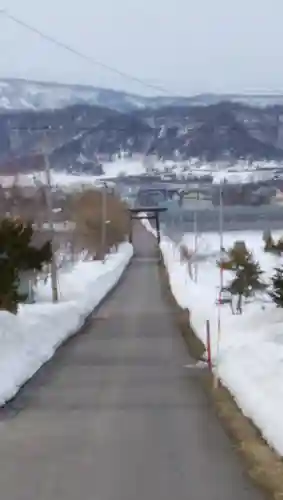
[0,218,52,313]
[218,241,266,314]
[263,229,275,252]
[275,238,283,254]
[263,230,283,254]
[270,266,283,307]
[0,254,20,314]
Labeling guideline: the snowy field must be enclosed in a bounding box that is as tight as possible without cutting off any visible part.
[0,159,148,191]
[0,242,133,406]
[145,219,283,456]
[0,157,282,192]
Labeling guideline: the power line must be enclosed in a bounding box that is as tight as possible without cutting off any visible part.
[0,8,172,96]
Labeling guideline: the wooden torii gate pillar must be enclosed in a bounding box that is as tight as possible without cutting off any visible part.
[128,207,167,245]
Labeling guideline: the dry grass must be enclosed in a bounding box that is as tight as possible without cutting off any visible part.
[158,252,283,500]
[210,382,283,500]
[158,258,205,361]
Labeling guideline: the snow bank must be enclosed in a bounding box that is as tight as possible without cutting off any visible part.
[0,242,133,405]
[138,212,157,237]
[145,220,283,456]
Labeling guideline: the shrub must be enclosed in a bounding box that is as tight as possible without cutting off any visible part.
[263,230,283,254]
[0,217,52,313]
[270,266,283,308]
[218,241,266,314]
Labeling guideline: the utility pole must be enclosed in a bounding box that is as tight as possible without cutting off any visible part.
[219,184,224,251]
[193,210,198,252]
[101,182,107,263]
[12,124,109,271]
[43,134,59,302]
[219,184,224,291]
[193,209,198,282]
[215,183,224,389]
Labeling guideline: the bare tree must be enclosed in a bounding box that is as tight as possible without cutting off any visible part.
[72,188,130,260]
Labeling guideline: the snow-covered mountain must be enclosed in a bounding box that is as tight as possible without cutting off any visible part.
[1,78,283,112]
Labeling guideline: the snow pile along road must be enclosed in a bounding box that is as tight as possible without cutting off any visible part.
[138,213,158,237]
[145,222,283,456]
[0,242,133,405]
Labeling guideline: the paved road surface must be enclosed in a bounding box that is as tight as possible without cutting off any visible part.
[0,225,264,499]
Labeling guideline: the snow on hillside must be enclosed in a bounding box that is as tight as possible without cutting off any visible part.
[146,222,283,456]
[0,80,106,111]
[2,79,283,112]
[0,79,149,112]
[101,159,146,178]
[0,242,133,405]
[0,96,12,109]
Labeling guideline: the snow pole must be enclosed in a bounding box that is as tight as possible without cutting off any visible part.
[214,303,222,389]
[206,320,212,371]
[219,266,224,303]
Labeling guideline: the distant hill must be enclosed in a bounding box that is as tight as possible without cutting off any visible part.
[1,78,283,112]
[0,97,283,171]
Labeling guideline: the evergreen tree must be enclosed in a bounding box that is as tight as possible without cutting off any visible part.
[275,238,283,254]
[270,266,283,307]
[263,229,275,252]
[218,241,266,314]
[263,230,283,254]
[0,253,20,314]
[0,217,52,313]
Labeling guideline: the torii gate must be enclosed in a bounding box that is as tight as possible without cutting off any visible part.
[128,207,167,245]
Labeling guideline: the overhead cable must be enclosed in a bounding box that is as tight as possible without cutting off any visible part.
[0,9,172,96]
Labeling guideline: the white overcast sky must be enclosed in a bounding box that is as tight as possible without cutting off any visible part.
[0,0,282,95]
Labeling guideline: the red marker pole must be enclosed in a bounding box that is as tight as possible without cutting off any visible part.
[206,320,212,371]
